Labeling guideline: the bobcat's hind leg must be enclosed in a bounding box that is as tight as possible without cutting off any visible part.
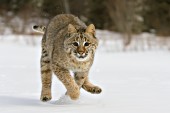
[82,77,102,94]
[74,72,102,94]
[74,72,87,88]
[40,47,52,102]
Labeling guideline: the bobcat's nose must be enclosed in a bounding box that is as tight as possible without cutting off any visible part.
[78,51,84,56]
[77,46,86,56]
[78,52,85,57]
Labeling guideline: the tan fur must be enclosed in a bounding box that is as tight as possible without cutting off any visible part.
[38,14,102,102]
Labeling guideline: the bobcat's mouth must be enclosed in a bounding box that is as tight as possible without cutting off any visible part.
[77,54,87,59]
[73,52,89,61]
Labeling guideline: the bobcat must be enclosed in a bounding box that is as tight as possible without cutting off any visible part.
[33,14,102,101]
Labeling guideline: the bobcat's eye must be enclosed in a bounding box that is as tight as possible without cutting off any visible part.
[72,42,79,46]
[84,42,90,46]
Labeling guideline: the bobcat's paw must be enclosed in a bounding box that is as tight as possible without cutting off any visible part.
[87,86,102,94]
[40,95,52,102]
[68,86,80,100]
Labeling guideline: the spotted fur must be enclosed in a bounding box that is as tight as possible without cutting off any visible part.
[38,14,102,101]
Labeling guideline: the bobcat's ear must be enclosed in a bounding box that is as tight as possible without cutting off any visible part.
[85,24,95,36]
[68,24,77,33]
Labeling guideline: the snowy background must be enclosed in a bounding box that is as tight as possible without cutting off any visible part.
[0,31,170,113]
[1,0,170,112]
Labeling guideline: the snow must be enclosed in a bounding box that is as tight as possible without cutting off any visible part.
[0,35,170,113]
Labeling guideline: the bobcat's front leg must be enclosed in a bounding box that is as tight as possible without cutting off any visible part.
[52,65,80,100]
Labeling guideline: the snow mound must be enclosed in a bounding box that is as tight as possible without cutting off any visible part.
[54,94,101,105]
[55,95,79,105]
[55,94,87,105]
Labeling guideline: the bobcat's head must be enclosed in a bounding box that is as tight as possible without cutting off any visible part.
[64,24,98,61]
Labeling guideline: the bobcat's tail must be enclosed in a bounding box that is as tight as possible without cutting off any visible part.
[32,25,46,34]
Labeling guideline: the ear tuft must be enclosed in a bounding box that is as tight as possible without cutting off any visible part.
[85,24,95,35]
[68,24,77,33]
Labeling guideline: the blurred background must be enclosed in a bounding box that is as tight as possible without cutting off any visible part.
[1,1,170,112]
[0,0,170,51]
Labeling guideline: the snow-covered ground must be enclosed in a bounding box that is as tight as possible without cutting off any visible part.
[0,35,170,113]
